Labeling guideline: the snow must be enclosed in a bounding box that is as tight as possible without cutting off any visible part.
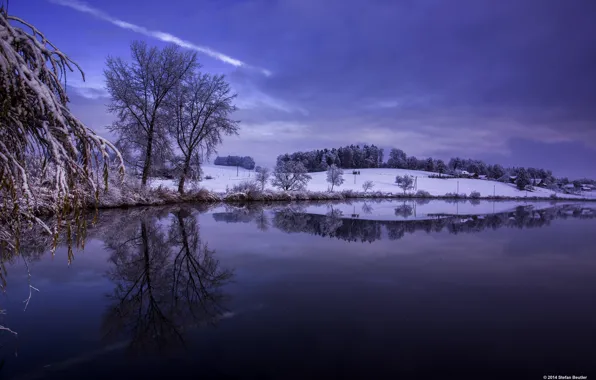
[150,164,595,200]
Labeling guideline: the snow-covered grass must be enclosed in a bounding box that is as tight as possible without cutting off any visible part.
[150,164,595,201]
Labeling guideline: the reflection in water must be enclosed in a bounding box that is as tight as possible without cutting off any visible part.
[213,202,596,243]
[2,200,596,378]
[394,202,414,218]
[361,202,373,215]
[100,208,233,353]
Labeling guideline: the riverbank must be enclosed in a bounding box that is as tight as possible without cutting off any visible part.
[96,186,596,211]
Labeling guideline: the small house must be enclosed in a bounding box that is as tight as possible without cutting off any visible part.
[478,174,488,180]
[509,176,517,184]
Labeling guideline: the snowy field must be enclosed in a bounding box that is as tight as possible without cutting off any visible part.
[150,164,595,200]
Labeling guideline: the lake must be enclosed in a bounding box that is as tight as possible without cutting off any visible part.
[1,200,596,379]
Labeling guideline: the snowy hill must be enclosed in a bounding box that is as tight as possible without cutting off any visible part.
[150,164,594,200]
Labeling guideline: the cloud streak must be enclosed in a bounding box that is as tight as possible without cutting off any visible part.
[49,0,271,76]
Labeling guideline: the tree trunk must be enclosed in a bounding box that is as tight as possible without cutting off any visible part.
[141,130,154,186]
[178,156,191,194]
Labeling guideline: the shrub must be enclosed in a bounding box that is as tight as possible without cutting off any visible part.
[231,180,261,194]
[469,191,481,199]
[415,190,431,197]
[444,192,467,199]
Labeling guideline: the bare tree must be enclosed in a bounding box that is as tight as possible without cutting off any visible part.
[167,72,239,193]
[271,161,312,191]
[326,164,344,191]
[395,175,414,194]
[255,167,270,191]
[362,180,374,192]
[105,41,197,186]
[0,8,123,258]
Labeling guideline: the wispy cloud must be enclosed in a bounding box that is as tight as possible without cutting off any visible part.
[48,0,271,76]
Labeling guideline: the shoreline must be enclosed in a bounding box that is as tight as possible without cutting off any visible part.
[95,188,596,211]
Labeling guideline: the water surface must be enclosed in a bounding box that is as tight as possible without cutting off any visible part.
[2,200,596,379]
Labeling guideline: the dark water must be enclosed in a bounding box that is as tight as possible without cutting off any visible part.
[2,200,596,379]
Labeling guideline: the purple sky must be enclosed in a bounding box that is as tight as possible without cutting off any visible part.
[11,0,596,178]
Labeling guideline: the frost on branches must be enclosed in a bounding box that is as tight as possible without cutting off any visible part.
[0,9,124,259]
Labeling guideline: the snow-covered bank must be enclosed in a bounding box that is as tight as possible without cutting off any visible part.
[149,164,595,201]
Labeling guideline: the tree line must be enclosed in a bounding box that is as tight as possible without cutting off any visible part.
[276,144,384,172]
[277,144,565,187]
[214,155,256,170]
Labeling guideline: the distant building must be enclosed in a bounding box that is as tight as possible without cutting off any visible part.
[455,170,472,177]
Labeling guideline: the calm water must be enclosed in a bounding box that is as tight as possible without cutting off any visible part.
[1,200,596,379]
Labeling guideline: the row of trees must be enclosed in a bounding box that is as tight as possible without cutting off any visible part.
[276,144,385,172]
[250,163,376,193]
[279,145,562,186]
[106,41,239,193]
[214,155,255,170]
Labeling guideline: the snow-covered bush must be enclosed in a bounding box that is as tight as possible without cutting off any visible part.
[231,180,261,195]
[469,191,481,199]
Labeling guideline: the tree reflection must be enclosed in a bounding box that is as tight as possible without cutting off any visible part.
[394,202,414,218]
[212,202,596,244]
[101,208,232,353]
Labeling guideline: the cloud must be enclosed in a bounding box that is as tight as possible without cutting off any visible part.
[48,0,271,76]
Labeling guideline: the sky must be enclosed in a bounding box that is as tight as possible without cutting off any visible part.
[9,0,596,178]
